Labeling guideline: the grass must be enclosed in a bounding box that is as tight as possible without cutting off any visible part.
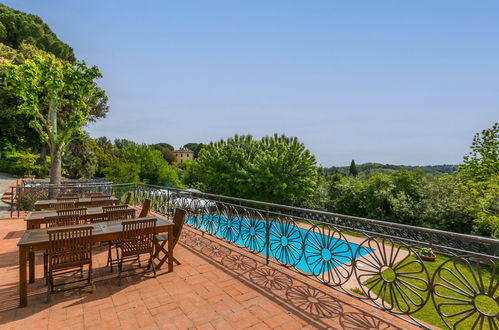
[365,253,498,329]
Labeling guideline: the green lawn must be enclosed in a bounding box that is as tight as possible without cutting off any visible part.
[364,254,498,329]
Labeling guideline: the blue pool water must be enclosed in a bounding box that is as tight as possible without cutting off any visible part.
[185,215,371,275]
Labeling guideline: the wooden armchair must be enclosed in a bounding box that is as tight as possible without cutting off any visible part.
[57,193,79,198]
[43,215,88,278]
[153,208,186,268]
[44,215,86,228]
[102,205,129,212]
[46,225,93,302]
[89,199,115,207]
[138,199,152,218]
[57,208,87,216]
[106,208,136,221]
[91,195,111,200]
[117,218,157,285]
[105,208,136,271]
[84,192,105,198]
[124,192,132,205]
[49,202,76,210]
[56,197,79,202]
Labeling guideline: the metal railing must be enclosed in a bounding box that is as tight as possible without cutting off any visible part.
[10,182,499,329]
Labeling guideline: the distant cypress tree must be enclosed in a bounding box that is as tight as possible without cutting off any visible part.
[349,159,358,177]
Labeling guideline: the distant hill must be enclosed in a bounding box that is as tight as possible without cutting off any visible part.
[325,163,457,177]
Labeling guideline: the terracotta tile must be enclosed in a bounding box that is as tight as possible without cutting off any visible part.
[0,211,420,330]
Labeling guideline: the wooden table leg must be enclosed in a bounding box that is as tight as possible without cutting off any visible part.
[168,227,173,272]
[29,251,35,283]
[19,246,28,307]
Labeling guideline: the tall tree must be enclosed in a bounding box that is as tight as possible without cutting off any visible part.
[0,42,108,159]
[458,123,499,182]
[349,159,358,177]
[183,142,205,158]
[456,123,499,235]
[188,134,317,205]
[152,143,176,163]
[0,4,75,61]
[3,54,104,189]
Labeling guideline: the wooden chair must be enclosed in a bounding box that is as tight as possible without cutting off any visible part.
[84,192,104,198]
[57,208,87,216]
[91,195,111,200]
[153,209,186,268]
[106,209,136,221]
[57,193,79,199]
[46,225,93,302]
[49,202,76,210]
[44,215,86,228]
[105,208,136,271]
[116,218,157,285]
[56,197,79,202]
[89,199,115,207]
[102,205,129,212]
[43,215,88,277]
[124,192,132,205]
[138,199,152,218]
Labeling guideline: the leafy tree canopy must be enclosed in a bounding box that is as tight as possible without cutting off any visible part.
[105,144,181,186]
[0,4,75,61]
[457,123,499,182]
[349,159,358,177]
[183,142,205,157]
[188,134,317,205]
[2,53,103,185]
[151,143,175,163]
[62,133,98,179]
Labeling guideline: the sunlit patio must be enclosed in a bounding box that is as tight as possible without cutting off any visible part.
[0,209,418,329]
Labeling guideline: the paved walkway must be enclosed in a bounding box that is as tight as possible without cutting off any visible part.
[0,173,16,219]
[0,211,421,329]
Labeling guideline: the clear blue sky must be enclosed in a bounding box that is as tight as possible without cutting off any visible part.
[4,1,498,166]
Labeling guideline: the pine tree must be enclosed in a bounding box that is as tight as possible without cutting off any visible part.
[349,159,358,177]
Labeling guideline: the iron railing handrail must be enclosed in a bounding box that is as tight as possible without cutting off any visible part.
[11,181,499,247]
[136,183,499,247]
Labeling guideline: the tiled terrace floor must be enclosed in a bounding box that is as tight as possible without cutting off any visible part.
[0,211,420,329]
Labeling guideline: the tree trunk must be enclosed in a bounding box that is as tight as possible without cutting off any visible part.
[47,93,60,199]
[48,148,61,199]
[49,149,62,185]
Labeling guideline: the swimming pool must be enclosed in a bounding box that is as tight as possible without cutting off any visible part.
[185,215,371,275]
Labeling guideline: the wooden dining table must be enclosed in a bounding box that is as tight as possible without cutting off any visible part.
[17,216,174,307]
[24,206,136,229]
[34,197,119,210]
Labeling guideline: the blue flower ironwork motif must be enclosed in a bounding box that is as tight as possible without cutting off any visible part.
[269,219,303,267]
[241,214,266,253]
[220,207,241,242]
[304,225,353,285]
[202,214,220,235]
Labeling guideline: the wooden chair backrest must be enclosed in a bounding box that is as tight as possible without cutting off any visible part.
[57,207,87,216]
[91,195,111,200]
[49,202,76,210]
[138,199,152,218]
[48,225,93,268]
[44,215,86,228]
[58,193,79,199]
[84,192,104,198]
[56,197,79,202]
[102,205,128,212]
[120,218,156,255]
[172,208,187,248]
[106,208,136,221]
[124,192,132,205]
[89,199,115,207]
